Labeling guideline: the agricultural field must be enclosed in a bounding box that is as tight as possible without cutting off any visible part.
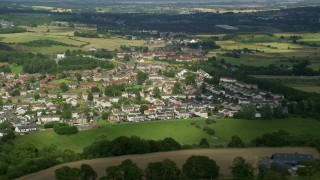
[14,117,320,153]
[0,25,146,55]
[20,147,319,180]
[207,33,320,69]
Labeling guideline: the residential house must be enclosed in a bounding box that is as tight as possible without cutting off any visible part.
[15,125,37,133]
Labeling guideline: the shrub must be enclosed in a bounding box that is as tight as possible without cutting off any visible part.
[53,123,78,135]
[203,126,215,136]
[205,118,216,124]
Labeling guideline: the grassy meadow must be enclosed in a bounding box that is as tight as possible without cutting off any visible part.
[14,117,320,153]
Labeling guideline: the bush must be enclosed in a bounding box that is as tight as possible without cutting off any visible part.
[53,123,78,135]
[203,126,215,136]
[205,118,216,124]
[44,122,67,129]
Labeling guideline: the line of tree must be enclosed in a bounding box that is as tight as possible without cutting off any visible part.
[0,27,27,34]
[74,31,99,38]
[53,123,78,135]
[20,40,75,47]
[56,155,221,180]
[82,136,181,159]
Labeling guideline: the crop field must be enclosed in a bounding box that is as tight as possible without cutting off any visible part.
[0,26,146,54]
[14,117,320,153]
[20,147,319,180]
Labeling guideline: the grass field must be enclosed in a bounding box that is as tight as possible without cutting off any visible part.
[14,117,320,153]
[20,147,319,180]
[9,64,23,74]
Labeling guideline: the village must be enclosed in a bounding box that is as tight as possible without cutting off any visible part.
[0,56,285,135]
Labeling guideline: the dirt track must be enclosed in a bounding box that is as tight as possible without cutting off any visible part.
[19,147,319,180]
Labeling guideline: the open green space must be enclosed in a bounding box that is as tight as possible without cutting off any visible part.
[9,64,23,74]
[14,117,320,153]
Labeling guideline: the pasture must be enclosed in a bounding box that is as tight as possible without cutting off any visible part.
[14,117,320,153]
[19,147,319,180]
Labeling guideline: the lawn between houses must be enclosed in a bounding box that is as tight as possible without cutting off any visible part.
[14,117,320,153]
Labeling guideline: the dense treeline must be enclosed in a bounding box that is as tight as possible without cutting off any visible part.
[251,130,320,150]
[0,52,114,74]
[236,60,320,76]
[187,38,220,50]
[0,51,56,74]
[56,155,220,180]
[20,40,75,47]
[0,27,27,34]
[74,31,99,38]
[69,7,320,33]
[53,123,78,135]
[83,136,181,158]
[57,56,114,71]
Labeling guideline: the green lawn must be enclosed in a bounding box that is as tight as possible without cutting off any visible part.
[14,117,320,153]
[9,65,23,74]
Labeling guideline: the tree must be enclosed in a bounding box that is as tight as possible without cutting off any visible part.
[120,159,143,180]
[153,87,161,98]
[200,83,206,93]
[242,104,256,120]
[185,73,196,86]
[296,161,318,178]
[123,54,130,61]
[34,94,40,101]
[227,135,246,148]
[145,159,180,180]
[105,166,123,180]
[182,155,219,179]
[273,106,286,118]
[60,82,69,92]
[145,161,164,180]
[135,93,142,104]
[101,112,110,120]
[172,82,182,94]
[260,105,273,120]
[230,156,254,180]
[137,71,148,85]
[139,105,148,114]
[61,109,72,120]
[162,159,181,180]
[55,166,80,180]
[75,73,82,82]
[0,162,8,175]
[80,164,97,180]
[0,96,3,110]
[91,86,100,93]
[199,138,210,148]
[88,92,94,101]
